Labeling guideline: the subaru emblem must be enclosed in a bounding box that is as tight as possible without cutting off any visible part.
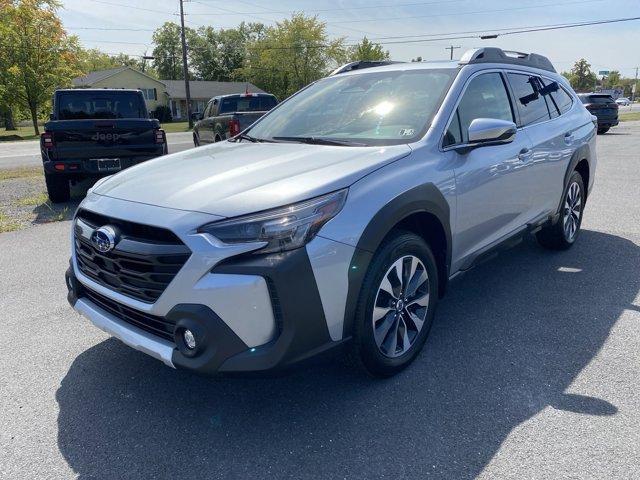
[91,225,119,253]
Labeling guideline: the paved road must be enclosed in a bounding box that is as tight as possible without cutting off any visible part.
[1,124,639,479]
[0,131,194,170]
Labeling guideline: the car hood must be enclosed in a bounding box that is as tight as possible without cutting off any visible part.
[93,140,412,217]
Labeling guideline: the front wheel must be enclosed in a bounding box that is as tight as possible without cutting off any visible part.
[45,173,70,203]
[536,171,585,250]
[351,231,439,377]
[597,127,610,134]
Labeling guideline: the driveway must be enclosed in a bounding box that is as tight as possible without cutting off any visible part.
[0,132,194,170]
[1,124,639,479]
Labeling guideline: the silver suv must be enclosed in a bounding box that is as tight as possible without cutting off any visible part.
[65,48,596,377]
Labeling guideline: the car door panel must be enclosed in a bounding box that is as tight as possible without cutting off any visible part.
[445,71,535,270]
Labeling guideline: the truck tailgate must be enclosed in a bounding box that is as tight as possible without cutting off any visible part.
[46,119,160,160]
[236,111,269,131]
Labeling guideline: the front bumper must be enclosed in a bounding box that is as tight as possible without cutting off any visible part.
[67,194,352,374]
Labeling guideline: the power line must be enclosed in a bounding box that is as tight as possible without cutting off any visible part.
[190,0,469,15]
[326,0,606,25]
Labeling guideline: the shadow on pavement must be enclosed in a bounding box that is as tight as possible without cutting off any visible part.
[32,180,92,224]
[56,230,638,479]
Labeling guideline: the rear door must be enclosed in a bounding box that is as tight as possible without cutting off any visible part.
[445,71,534,267]
[505,72,574,217]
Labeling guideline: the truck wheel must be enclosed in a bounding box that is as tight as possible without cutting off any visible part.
[45,173,71,203]
[214,134,222,143]
[597,127,609,134]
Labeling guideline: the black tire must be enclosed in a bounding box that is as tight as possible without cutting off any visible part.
[597,127,609,134]
[351,230,439,377]
[45,173,70,203]
[536,171,585,250]
[214,134,222,143]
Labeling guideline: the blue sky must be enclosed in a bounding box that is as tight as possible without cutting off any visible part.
[59,0,640,77]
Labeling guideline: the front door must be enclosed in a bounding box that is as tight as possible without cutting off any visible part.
[444,71,535,270]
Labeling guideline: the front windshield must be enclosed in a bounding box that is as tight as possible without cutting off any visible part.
[247,68,457,146]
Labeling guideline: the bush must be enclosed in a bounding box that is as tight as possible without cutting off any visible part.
[152,105,172,123]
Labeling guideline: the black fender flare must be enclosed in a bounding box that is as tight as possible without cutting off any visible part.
[341,183,452,338]
[556,143,591,218]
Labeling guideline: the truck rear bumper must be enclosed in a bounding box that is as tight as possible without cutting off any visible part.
[43,154,162,176]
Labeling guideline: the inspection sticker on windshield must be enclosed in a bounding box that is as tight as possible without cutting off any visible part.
[399,128,415,136]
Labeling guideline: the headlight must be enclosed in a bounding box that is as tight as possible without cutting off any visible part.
[199,189,348,254]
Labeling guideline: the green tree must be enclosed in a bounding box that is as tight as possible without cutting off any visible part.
[0,0,82,134]
[348,37,389,62]
[562,59,597,92]
[189,22,265,81]
[604,70,621,89]
[239,14,346,100]
[152,22,196,80]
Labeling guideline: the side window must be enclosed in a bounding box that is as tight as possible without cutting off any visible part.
[542,79,574,115]
[203,102,212,118]
[444,72,513,146]
[443,110,462,147]
[507,73,552,126]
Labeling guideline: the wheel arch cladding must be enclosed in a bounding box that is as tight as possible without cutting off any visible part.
[342,183,451,339]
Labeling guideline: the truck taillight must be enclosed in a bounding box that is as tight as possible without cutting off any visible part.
[155,129,166,144]
[229,118,240,137]
[41,132,54,149]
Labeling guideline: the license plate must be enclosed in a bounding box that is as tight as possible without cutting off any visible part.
[96,158,121,172]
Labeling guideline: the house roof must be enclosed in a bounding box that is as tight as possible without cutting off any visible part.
[72,67,129,87]
[161,80,265,99]
[72,67,166,88]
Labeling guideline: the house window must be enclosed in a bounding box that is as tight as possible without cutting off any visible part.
[139,88,157,101]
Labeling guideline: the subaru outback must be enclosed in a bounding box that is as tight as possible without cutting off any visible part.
[66,48,596,377]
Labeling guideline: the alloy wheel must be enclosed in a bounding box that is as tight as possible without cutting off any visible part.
[372,255,430,358]
[563,181,582,241]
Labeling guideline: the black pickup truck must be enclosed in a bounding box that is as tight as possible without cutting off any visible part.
[192,92,277,146]
[41,89,167,202]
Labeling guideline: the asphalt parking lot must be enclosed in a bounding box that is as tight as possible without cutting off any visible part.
[1,123,639,479]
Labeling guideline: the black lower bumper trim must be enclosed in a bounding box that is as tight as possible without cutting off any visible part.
[66,248,339,375]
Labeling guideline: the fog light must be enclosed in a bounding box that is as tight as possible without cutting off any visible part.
[183,329,197,350]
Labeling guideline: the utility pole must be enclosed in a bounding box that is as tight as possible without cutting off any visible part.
[632,67,638,104]
[445,45,461,60]
[179,0,193,128]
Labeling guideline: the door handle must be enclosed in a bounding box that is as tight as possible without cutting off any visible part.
[518,148,533,161]
[564,132,575,144]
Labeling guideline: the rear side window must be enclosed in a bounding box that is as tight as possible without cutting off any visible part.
[507,73,551,126]
[444,72,513,146]
[219,95,278,114]
[543,81,574,115]
[57,91,146,120]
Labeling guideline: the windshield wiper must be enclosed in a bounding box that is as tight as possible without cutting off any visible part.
[272,136,366,146]
[234,132,274,143]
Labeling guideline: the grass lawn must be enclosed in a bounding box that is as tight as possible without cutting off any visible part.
[0,125,40,141]
[161,121,191,133]
[619,110,640,122]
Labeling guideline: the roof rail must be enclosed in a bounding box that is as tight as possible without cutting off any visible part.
[330,60,405,76]
[458,47,556,73]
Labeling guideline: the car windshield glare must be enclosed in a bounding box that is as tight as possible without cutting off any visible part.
[247,68,457,146]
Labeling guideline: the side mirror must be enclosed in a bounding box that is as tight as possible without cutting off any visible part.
[467,118,517,146]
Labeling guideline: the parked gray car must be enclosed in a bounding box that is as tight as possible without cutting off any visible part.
[66,48,596,377]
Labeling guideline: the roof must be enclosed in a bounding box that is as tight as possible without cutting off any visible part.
[72,67,129,87]
[162,80,265,99]
[72,66,166,87]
